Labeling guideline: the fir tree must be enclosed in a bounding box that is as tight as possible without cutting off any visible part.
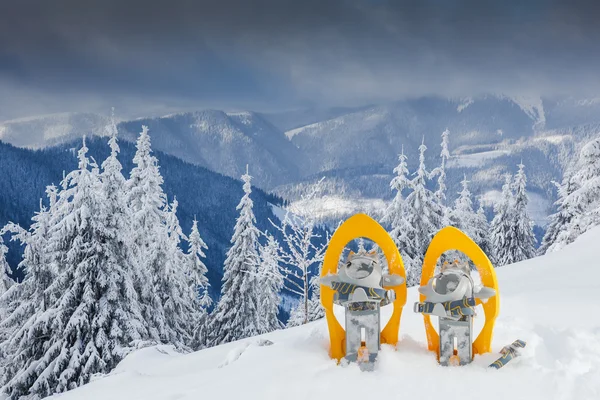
[450,175,477,235]
[475,201,494,262]
[404,139,444,284]
[0,235,12,300]
[256,233,284,333]
[187,218,211,308]
[508,163,537,262]
[0,186,58,394]
[307,272,325,321]
[2,138,148,399]
[0,235,13,346]
[209,166,261,345]
[431,129,451,224]
[187,218,211,350]
[127,125,171,344]
[539,177,578,254]
[163,197,200,348]
[541,137,600,252]
[381,148,418,285]
[450,176,494,263]
[490,174,514,266]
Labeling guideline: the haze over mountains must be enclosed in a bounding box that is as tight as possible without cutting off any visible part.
[2,94,600,229]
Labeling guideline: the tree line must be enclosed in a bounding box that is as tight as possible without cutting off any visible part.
[380,129,538,286]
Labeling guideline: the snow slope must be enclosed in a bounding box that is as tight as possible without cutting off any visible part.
[52,227,600,400]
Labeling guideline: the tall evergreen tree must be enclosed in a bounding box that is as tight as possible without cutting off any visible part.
[187,218,211,308]
[539,177,578,254]
[0,235,12,300]
[450,176,494,262]
[307,272,325,321]
[1,138,148,399]
[541,137,600,252]
[508,163,537,262]
[381,148,418,285]
[450,175,478,236]
[257,233,284,333]
[404,139,444,284]
[187,217,211,349]
[127,125,172,344]
[490,174,515,266]
[432,129,451,224]
[163,197,199,348]
[209,167,261,345]
[475,202,494,262]
[0,235,13,347]
[0,185,59,395]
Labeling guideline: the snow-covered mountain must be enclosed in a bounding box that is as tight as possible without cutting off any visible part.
[117,110,302,188]
[0,112,111,149]
[51,225,600,400]
[3,95,600,224]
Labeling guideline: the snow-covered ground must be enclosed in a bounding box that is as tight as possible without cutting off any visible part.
[446,150,511,168]
[287,196,388,224]
[53,227,600,400]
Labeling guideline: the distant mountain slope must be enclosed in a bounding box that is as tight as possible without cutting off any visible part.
[0,113,110,148]
[0,137,284,298]
[285,96,536,178]
[0,110,301,189]
[118,110,302,189]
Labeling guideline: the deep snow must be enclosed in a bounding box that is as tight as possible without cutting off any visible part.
[52,227,600,400]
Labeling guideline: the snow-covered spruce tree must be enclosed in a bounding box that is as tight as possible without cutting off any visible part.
[2,138,149,399]
[127,125,175,345]
[187,218,212,309]
[272,180,329,325]
[307,272,325,321]
[538,177,578,254]
[507,163,537,262]
[209,167,261,346]
[490,174,515,266]
[0,235,12,301]
[256,233,284,333]
[431,129,451,224]
[187,218,212,350]
[380,148,418,286]
[449,176,495,263]
[0,235,13,346]
[404,139,444,285]
[0,185,59,392]
[475,201,494,262]
[163,197,200,348]
[541,137,600,252]
[450,176,480,240]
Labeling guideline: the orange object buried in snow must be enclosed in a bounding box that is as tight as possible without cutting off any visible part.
[320,213,407,361]
[419,226,500,360]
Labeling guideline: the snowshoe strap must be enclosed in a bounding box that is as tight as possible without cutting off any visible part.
[330,282,387,302]
[414,297,476,318]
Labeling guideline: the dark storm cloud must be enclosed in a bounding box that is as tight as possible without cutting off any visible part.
[1,0,600,119]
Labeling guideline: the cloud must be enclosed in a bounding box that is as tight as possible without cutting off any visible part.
[1,0,600,118]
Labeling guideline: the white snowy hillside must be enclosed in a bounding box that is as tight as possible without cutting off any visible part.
[52,227,600,400]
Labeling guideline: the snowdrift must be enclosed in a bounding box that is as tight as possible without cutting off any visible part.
[54,228,600,400]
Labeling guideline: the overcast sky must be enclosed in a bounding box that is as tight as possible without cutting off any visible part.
[1,0,600,120]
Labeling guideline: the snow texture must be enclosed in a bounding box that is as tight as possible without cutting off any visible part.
[48,226,600,400]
